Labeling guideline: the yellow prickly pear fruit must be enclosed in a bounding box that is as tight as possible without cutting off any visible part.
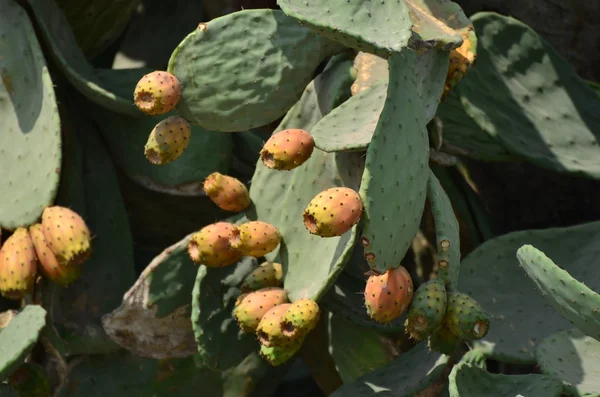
[0,228,38,300]
[256,303,292,347]
[30,224,80,286]
[241,262,283,292]
[260,129,315,171]
[187,222,242,267]
[203,172,251,212]
[133,70,182,115]
[144,116,191,165]
[280,299,320,340]
[303,187,363,238]
[233,287,288,333]
[230,221,281,257]
[364,266,413,324]
[41,206,92,268]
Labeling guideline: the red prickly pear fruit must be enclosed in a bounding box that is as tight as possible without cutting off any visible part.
[187,222,242,267]
[303,187,363,238]
[203,172,251,212]
[364,266,414,324]
[230,221,281,257]
[280,299,320,339]
[256,303,292,347]
[0,228,38,300]
[233,287,288,332]
[41,206,92,268]
[241,262,283,292]
[133,70,182,115]
[30,224,80,286]
[260,129,315,171]
[144,116,191,165]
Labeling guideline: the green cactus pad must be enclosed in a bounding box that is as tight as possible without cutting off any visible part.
[0,0,61,230]
[0,305,47,382]
[192,253,260,370]
[277,0,412,57]
[537,329,600,397]
[458,221,600,363]
[406,278,448,341]
[43,110,135,356]
[453,13,600,178]
[90,105,233,191]
[328,313,396,383]
[351,52,389,95]
[330,343,449,397]
[359,49,430,273]
[249,56,358,302]
[428,170,461,287]
[517,245,600,341]
[167,9,345,132]
[312,49,447,153]
[25,0,141,117]
[449,362,563,397]
[405,0,471,51]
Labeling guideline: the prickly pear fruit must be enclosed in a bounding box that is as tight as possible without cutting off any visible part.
[260,129,315,171]
[203,172,251,212]
[230,221,281,257]
[187,222,242,267]
[133,70,182,115]
[0,228,38,300]
[441,34,476,101]
[444,292,490,341]
[41,206,91,268]
[233,287,288,332]
[428,325,460,355]
[235,292,249,307]
[260,334,305,367]
[364,266,413,323]
[8,363,52,397]
[30,224,80,286]
[280,299,320,339]
[303,187,363,238]
[256,303,292,347]
[405,278,447,341]
[144,116,191,165]
[241,262,283,292]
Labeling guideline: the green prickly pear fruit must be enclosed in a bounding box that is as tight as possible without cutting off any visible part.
[30,224,80,286]
[303,187,363,238]
[256,303,292,347]
[0,228,38,300]
[280,299,320,340]
[241,262,284,292]
[405,278,448,341]
[259,334,305,367]
[260,129,315,171]
[187,222,242,267]
[203,172,251,212]
[233,287,288,333]
[144,116,191,165]
[41,206,91,269]
[8,363,52,397]
[133,70,182,115]
[444,292,490,341]
[364,266,414,324]
[428,325,460,355]
[230,221,281,257]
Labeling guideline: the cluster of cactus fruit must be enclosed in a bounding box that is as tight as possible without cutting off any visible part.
[2,0,600,396]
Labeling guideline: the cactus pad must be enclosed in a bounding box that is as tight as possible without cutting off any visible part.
[168,9,345,132]
[359,49,430,272]
[517,245,600,341]
[0,305,47,382]
[458,221,600,363]
[449,362,562,397]
[0,0,61,229]
[277,0,412,57]
[537,329,600,397]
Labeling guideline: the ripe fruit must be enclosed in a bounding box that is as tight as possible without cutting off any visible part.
[30,224,80,286]
[260,335,305,367]
[256,303,292,347]
[203,172,251,212]
[233,287,288,332]
[0,228,38,300]
[280,299,320,339]
[260,129,315,171]
[144,116,191,165]
[133,71,182,115]
[303,187,363,238]
[230,221,281,257]
[241,262,284,292]
[41,206,91,268]
[187,222,241,267]
[405,278,447,341]
[364,266,413,323]
[444,292,490,341]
